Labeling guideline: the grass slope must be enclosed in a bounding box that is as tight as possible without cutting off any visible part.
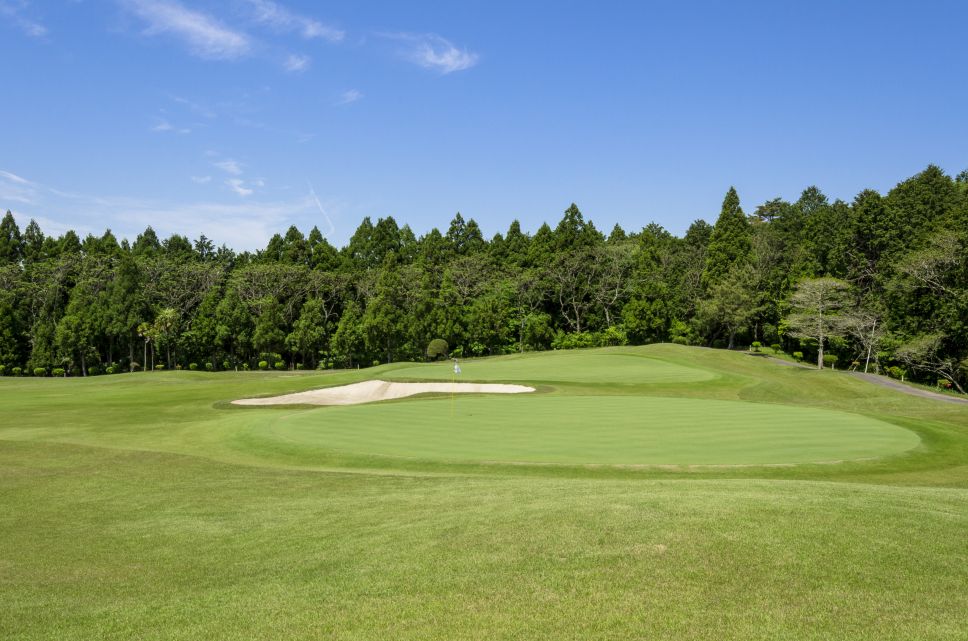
[1,344,967,640]
[388,350,715,384]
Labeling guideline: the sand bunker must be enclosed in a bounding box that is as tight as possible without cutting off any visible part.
[232,379,535,407]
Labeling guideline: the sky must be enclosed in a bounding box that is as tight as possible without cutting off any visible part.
[1,0,967,251]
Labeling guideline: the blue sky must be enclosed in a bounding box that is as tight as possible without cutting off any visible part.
[1,0,966,250]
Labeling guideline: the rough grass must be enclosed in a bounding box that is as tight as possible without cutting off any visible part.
[1,344,967,640]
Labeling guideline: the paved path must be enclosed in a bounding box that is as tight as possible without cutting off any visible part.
[846,371,968,405]
[765,355,968,405]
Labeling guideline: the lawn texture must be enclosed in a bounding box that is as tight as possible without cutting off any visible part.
[1,344,966,640]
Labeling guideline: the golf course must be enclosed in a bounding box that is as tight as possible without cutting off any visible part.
[2,344,966,640]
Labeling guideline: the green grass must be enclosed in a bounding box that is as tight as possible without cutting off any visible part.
[2,344,967,640]
[389,350,716,384]
[269,396,917,465]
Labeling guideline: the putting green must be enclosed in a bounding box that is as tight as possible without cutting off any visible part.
[265,395,919,466]
[389,351,715,384]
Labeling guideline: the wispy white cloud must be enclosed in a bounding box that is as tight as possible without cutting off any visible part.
[169,94,216,119]
[226,178,253,197]
[244,0,343,42]
[190,175,212,184]
[2,169,322,251]
[381,32,479,74]
[121,0,251,60]
[283,53,310,73]
[151,118,191,134]
[0,169,38,205]
[0,1,48,39]
[213,159,243,175]
[0,169,32,185]
[336,88,362,105]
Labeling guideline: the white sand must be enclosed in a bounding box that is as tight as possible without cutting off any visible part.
[232,379,535,406]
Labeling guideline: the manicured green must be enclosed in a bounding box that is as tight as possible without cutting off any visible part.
[271,396,917,465]
[2,344,967,640]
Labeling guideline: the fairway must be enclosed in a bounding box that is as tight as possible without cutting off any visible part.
[268,395,918,465]
[388,349,716,384]
[3,345,967,641]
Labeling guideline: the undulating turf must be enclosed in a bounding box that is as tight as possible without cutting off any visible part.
[2,344,967,640]
[388,349,716,384]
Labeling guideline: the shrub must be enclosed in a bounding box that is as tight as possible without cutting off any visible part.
[372,360,381,367]
[326,361,334,370]
[154,364,165,371]
[0,365,5,376]
[771,343,781,353]
[426,338,449,360]
[258,360,269,370]
[551,331,595,350]
[296,363,304,370]
[106,366,115,375]
[751,341,762,352]
[668,319,695,345]
[822,354,838,369]
[131,362,142,372]
[175,365,182,371]
[711,339,726,349]
[938,379,953,390]
[274,361,285,371]
[243,363,250,371]
[33,367,47,377]
[189,363,199,371]
[88,366,100,376]
[222,360,231,370]
[12,367,22,376]
[792,351,803,362]
[52,367,65,377]
[205,362,214,371]
[598,325,628,347]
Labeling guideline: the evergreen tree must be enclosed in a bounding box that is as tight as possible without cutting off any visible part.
[0,211,23,264]
[703,187,751,287]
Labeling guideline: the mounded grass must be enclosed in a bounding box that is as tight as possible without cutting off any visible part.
[2,344,967,640]
[388,350,716,384]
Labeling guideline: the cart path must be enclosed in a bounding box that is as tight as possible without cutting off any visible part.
[765,355,968,405]
[847,371,968,405]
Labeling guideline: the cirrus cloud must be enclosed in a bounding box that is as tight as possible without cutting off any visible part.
[121,0,251,60]
[381,32,479,74]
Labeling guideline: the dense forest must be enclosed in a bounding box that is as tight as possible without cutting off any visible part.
[0,165,966,392]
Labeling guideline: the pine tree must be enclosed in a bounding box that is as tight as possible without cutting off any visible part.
[0,211,23,264]
[703,187,751,287]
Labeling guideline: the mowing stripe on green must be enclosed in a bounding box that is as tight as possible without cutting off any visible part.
[267,396,918,465]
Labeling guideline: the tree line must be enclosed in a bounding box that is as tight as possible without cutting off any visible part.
[0,165,966,392]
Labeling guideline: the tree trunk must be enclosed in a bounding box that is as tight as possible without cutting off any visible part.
[864,319,876,374]
[817,311,825,370]
[80,353,87,377]
[727,330,736,350]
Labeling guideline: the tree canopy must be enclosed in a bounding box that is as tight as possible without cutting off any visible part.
[0,165,966,392]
